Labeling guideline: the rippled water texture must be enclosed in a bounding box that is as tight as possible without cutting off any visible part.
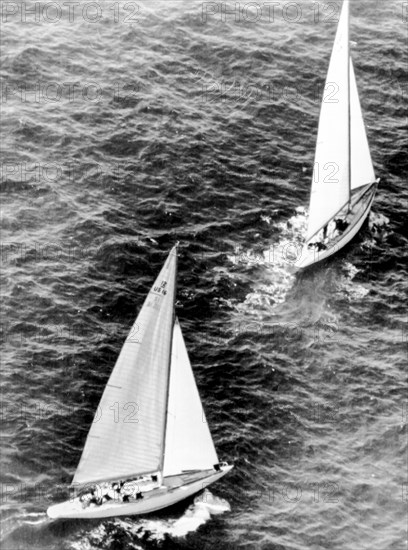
[1,0,407,549]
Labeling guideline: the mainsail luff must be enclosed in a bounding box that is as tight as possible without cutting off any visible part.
[72,246,178,486]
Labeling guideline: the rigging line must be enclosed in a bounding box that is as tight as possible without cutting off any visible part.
[347,0,352,213]
[159,244,178,476]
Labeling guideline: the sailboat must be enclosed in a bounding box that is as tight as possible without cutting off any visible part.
[47,244,232,519]
[296,0,379,270]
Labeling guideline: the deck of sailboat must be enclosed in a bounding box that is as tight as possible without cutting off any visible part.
[47,466,233,519]
[164,468,223,488]
[296,180,378,270]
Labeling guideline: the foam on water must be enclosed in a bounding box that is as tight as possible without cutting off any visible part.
[367,211,390,243]
[69,524,123,550]
[124,490,230,541]
[20,512,48,526]
[338,262,370,301]
[228,207,308,313]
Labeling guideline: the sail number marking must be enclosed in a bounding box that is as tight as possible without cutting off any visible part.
[153,280,168,296]
[146,281,168,310]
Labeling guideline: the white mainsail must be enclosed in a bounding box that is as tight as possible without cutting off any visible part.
[72,246,177,486]
[307,0,350,241]
[163,319,219,477]
[350,59,376,190]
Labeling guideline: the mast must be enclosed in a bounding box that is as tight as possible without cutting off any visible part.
[347,0,351,212]
[159,242,179,477]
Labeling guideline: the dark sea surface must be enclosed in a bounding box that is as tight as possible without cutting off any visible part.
[1,0,407,549]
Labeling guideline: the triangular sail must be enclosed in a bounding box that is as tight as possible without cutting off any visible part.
[72,246,177,486]
[350,59,376,190]
[306,0,350,241]
[163,319,219,477]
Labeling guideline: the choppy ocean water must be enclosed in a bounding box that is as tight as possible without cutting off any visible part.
[1,0,407,549]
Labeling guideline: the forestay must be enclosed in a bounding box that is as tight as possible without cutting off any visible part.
[72,246,177,486]
[307,0,350,241]
[163,319,219,477]
[350,59,376,190]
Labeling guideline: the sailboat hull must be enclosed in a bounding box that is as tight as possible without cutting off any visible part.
[47,466,233,520]
[295,181,378,270]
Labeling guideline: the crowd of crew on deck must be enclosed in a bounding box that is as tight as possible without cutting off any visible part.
[79,475,159,508]
[308,218,349,251]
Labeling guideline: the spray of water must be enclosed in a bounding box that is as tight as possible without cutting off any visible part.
[228,207,308,312]
[125,490,231,540]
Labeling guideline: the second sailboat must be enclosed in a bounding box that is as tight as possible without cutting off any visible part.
[296,0,379,270]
